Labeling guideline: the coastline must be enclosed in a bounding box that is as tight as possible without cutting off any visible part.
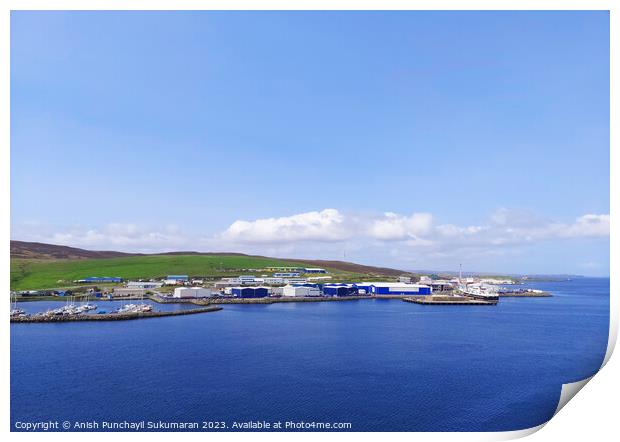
[10,306,223,323]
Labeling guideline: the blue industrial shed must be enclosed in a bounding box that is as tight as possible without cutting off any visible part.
[80,277,122,283]
[371,284,432,295]
[232,287,269,298]
[352,284,372,294]
[323,285,358,297]
[167,275,189,281]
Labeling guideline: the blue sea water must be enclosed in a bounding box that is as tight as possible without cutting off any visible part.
[11,277,609,432]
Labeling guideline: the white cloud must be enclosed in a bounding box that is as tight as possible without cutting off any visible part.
[557,214,610,238]
[14,223,191,252]
[220,208,351,243]
[218,208,609,253]
[368,212,433,240]
[12,209,609,267]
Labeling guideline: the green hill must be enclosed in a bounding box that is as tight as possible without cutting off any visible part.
[10,255,314,291]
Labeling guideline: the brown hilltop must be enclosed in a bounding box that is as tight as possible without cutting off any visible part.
[10,240,139,260]
[10,240,406,276]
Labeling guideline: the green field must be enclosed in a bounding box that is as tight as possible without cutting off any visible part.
[10,255,319,290]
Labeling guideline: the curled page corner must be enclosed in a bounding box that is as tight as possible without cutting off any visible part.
[491,376,596,441]
[489,423,546,441]
[553,375,594,417]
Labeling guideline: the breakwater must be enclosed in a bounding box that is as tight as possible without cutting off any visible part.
[403,296,498,305]
[498,291,551,297]
[10,306,222,323]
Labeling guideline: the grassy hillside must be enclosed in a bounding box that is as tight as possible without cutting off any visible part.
[10,255,316,290]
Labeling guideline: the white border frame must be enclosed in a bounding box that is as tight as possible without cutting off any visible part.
[1,2,616,441]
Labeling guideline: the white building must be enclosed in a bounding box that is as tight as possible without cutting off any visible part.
[283,277,308,285]
[282,285,321,297]
[127,281,163,289]
[269,286,284,296]
[113,287,150,297]
[238,275,257,285]
[307,275,332,281]
[173,287,212,298]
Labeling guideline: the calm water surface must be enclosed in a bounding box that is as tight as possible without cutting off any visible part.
[11,278,609,431]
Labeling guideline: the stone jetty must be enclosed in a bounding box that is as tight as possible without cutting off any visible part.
[10,306,222,323]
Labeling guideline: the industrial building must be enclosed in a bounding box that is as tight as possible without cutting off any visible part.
[231,287,269,298]
[173,287,212,298]
[367,283,432,295]
[263,277,285,285]
[164,275,189,285]
[113,287,149,297]
[323,284,359,297]
[265,266,303,272]
[282,284,321,297]
[238,275,257,285]
[269,286,284,296]
[303,268,327,274]
[127,281,163,289]
[214,280,237,289]
[77,276,122,283]
[274,272,300,278]
[283,277,308,285]
[307,275,332,281]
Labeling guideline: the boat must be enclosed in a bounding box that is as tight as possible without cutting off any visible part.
[10,292,26,317]
[461,283,500,302]
[10,308,26,317]
[117,303,139,314]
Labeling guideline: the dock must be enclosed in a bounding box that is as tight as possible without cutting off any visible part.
[10,306,223,323]
[403,295,498,305]
[497,291,551,297]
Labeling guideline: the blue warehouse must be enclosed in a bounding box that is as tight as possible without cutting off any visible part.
[79,277,122,283]
[232,287,269,298]
[369,283,432,295]
[323,284,358,297]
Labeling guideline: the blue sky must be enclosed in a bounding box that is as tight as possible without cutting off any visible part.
[10,11,610,275]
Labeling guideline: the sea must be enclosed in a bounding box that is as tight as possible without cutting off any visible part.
[10,277,609,432]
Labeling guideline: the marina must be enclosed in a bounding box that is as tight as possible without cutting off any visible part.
[10,305,222,323]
